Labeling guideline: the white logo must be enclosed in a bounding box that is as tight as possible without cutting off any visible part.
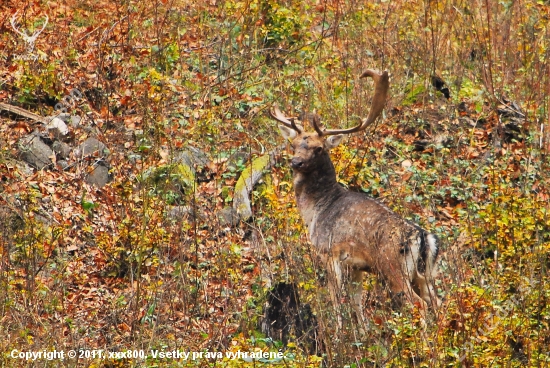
[10,10,48,54]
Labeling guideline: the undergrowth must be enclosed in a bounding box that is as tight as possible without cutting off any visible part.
[1,0,549,367]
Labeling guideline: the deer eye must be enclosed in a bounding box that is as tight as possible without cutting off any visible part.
[314,147,323,155]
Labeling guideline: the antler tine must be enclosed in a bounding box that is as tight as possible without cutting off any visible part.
[271,105,302,133]
[35,14,48,36]
[10,11,28,38]
[311,114,324,136]
[321,69,389,136]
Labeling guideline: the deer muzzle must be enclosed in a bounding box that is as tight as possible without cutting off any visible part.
[290,157,304,170]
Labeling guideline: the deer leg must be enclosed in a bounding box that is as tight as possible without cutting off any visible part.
[349,268,368,334]
[333,247,370,333]
[326,252,366,330]
[326,254,344,329]
[386,277,426,310]
[413,273,441,310]
[349,269,364,319]
[383,257,428,314]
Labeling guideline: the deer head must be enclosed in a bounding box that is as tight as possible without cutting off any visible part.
[272,70,389,173]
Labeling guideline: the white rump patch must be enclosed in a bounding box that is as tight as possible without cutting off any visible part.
[426,233,439,278]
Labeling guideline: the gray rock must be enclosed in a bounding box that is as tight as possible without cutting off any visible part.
[70,115,81,127]
[217,206,240,227]
[175,146,210,168]
[5,158,34,176]
[84,161,111,187]
[166,206,204,223]
[233,154,272,220]
[52,141,72,159]
[174,146,211,183]
[226,150,250,172]
[50,113,71,122]
[18,133,54,170]
[0,206,24,244]
[33,212,52,227]
[46,117,69,139]
[57,160,69,170]
[77,137,109,158]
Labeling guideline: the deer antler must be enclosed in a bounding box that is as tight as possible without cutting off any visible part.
[311,114,324,136]
[271,105,302,133]
[313,69,389,136]
[10,11,49,48]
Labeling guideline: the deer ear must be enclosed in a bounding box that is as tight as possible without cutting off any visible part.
[325,134,344,149]
[279,125,297,140]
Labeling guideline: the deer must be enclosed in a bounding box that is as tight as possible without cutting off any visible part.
[271,69,440,328]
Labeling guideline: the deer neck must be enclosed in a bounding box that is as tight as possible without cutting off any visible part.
[292,154,344,230]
